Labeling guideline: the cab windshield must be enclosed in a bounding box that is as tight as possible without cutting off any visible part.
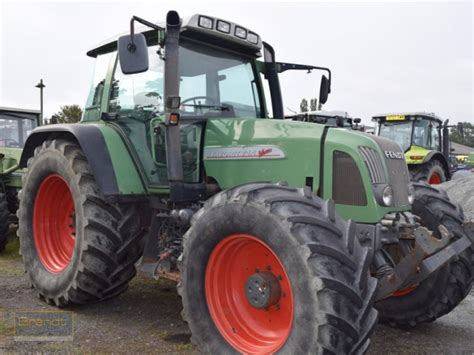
[0,115,36,148]
[378,121,412,151]
[109,40,263,120]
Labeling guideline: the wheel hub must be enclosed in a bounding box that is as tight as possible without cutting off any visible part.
[245,271,281,309]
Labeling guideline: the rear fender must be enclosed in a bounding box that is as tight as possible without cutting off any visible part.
[20,124,146,198]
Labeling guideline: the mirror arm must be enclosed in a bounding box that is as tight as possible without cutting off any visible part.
[128,16,164,50]
[276,62,331,93]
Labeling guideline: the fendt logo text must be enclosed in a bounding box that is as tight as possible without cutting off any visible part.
[384,151,405,160]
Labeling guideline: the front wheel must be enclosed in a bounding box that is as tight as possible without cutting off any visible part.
[179,183,378,354]
[375,182,474,327]
[18,139,146,306]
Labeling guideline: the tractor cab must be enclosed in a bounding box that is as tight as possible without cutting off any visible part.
[0,107,39,149]
[373,112,452,183]
[0,107,40,174]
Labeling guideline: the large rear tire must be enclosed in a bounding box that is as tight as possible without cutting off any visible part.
[18,139,146,306]
[0,192,10,252]
[376,182,474,327]
[179,183,378,354]
[409,159,447,184]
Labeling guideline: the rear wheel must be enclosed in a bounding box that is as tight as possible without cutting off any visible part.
[18,139,146,306]
[179,183,378,354]
[376,182,474,327]
[409,160,447,184]
[0,192,10,252]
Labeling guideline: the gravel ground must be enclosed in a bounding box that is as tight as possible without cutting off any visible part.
[1,177,473,353]
[439,174,474,221]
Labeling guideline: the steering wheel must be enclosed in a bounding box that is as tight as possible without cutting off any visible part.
[0,139,20,147]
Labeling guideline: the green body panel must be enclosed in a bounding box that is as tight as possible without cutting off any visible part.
[0,147,25,188]
[404,145,431,165]
[94,123,147,194]
[204,118,323,190]
[323,129,409,223]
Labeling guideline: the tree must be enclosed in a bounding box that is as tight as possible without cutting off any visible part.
[53,105,83,124]
[300,98,308,113]
[449,122,474,147]
[309,98,318,111]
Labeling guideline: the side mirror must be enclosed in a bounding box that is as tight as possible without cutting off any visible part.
[118,33,149,74]
[319,75,330,105]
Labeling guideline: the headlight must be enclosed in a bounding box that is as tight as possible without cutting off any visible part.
[407,184,415,205]
[382,185,393,206]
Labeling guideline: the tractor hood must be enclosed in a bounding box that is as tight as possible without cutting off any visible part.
[203,118,411,223]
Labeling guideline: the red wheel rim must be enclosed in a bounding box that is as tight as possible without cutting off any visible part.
[392,285,417,297]
[205,234,294,354]
[33,174,76,273]
[428,172,442,185]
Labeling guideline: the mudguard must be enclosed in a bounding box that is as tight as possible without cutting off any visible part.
[424,151,451,178]
[20,123,146,198]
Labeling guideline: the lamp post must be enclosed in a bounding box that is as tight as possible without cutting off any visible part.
[35,79,45,125]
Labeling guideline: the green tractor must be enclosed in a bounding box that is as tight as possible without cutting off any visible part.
[18,12,473,353]
[0,107,40,251]
[373,112,455,184]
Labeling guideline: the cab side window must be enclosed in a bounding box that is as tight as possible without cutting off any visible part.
[85,53,112,108]
[430,125,440,150]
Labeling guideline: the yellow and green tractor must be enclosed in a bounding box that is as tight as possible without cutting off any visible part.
[373,112,454,184]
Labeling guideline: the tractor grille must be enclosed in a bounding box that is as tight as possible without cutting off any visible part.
[359,146,386,184]
[369,136,410,207]
[332,151,367,206]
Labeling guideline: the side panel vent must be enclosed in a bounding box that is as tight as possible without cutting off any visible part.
[359,146,386,184]
[332,150,367,206]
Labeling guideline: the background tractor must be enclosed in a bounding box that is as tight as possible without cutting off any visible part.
[0,107,39,251]
[17,11,473,354]
[373,112,456,184]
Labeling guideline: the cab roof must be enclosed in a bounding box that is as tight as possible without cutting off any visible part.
[372,112,443,123]
[0,106,40,116]
[87,14,262,58]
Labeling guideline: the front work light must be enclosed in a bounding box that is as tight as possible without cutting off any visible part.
[198,16,213,29]
[217,20,231,33]
[234,26,247,39]
[247,32,259,44]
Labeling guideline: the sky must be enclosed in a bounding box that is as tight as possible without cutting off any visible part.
[0,0,473,125]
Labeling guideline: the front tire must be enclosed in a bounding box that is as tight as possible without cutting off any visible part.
[18,139,146,306]
[376,182,474,327]
[179,183,378,354]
